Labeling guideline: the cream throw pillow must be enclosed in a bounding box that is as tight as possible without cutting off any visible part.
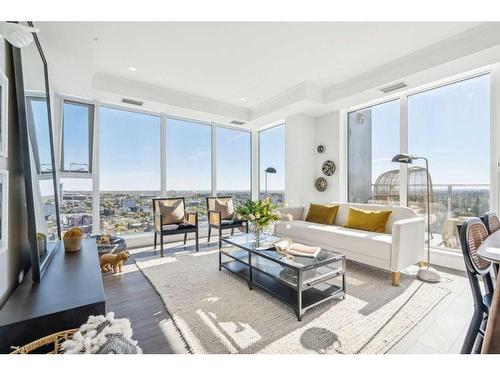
[214,198,234,220]
[159,199,185,224]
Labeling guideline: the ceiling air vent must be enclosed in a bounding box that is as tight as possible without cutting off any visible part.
[379,82,407,94]
[230,120,246,126]
[121,98,144,106]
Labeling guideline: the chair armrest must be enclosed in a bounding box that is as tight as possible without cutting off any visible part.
[277,206,304,221]
[185,211,199,226]
[153,212,162,228]
[208,210,221,226]
[391,217,425,272]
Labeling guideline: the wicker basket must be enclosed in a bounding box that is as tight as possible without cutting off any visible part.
[63,236,84,252]
[10,329,77,354]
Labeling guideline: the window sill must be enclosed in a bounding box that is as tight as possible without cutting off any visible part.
[429,247,465,272]
[112,227,211,248]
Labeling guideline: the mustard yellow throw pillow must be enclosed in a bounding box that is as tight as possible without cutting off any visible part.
[305,204,339,225]
[344,207,392,233]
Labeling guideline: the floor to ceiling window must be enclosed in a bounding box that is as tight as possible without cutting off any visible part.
[216,127,251,205]
[259,124,285,203]
[408,74,490,251]
[167,117,212,223]
[57,97,255,239]
[348,100,400,205]
[99,107,161,235]
[346,73,491,253]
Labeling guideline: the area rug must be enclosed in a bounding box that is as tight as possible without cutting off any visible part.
[136,249,450,354]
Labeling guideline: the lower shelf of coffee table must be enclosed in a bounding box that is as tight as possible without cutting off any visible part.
[221,259,344,311]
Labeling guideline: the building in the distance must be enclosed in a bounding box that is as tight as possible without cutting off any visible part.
[121,198,136,209]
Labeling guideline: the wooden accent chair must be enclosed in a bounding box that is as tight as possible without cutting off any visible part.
[153,197,199,256]
[206,196,247,242]
[459,217,495,353]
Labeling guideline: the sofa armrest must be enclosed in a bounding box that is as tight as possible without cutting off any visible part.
[390,217,425,272]
[277,206,304,221]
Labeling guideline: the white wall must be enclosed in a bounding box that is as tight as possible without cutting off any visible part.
[283,111,342,207]
[284,114,316,206]
[313,112,341,203]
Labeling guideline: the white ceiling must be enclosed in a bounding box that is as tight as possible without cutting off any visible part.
[39,22,482,108]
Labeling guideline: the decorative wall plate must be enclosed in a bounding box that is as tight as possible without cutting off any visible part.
[322,160,336,176]
[317,145,325,153]
[315,177,328,192]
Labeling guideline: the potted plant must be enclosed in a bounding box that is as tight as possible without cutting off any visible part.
[63,227,84,252]
[235,198,282,243]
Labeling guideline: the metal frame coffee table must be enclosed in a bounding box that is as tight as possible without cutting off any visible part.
[219,233,346,321]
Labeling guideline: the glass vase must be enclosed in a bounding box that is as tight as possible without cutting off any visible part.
[249,222,263,244]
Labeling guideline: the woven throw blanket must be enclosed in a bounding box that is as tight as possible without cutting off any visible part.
[62,312,142,354]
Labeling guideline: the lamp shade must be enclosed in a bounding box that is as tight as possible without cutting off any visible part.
[265,167,277,173]
[392,153,414,164]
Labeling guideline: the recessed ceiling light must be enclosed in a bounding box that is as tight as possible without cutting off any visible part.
[128,66,137,72]
[240,97,246,102]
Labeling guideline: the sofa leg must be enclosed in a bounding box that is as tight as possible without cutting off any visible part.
[417,261,425,268]
[391,272,400,286]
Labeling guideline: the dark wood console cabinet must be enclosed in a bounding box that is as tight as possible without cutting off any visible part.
[0,239,105,353]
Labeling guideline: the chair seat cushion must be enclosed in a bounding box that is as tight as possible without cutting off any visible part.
[161,222,196,232]
[221,219,245,227]
[274,220,392,260]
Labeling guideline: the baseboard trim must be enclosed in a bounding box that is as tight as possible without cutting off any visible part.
[429,248,465,271]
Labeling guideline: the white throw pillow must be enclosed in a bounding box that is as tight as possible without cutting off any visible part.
[214,198,234,220]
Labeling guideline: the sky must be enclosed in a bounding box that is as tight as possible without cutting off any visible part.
[59,106,283,192]
[100,107,161,191]
[367,74,490,186]
[62,102,91,172]
[30,99,52,172]
[259,125,285,192]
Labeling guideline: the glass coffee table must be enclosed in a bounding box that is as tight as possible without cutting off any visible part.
[219,233,346,321]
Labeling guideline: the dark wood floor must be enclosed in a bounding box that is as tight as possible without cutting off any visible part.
[102,242,201,354]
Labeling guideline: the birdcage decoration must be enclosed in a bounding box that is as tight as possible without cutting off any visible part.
[373,166,433,205]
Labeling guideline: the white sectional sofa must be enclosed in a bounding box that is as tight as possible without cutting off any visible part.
[275,202,425,286]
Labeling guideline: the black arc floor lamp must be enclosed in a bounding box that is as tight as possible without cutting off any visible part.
[265,167,277,198]
[392,153,441,283]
